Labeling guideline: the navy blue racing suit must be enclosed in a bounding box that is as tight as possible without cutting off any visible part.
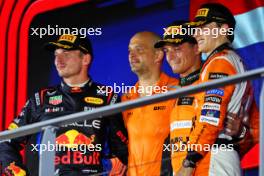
[0,79,128,176]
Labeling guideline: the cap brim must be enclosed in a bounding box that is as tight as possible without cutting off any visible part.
[185,21,208,28]
[154,38,185,48]
[44,42,77,52]
[154,40,168,48]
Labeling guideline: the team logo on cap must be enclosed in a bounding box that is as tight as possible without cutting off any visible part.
[59,34,77,43]
[164,25,184,36]
[164,38,184,43]
[195,8,209,18]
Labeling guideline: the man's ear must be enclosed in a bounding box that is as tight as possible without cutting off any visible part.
[220,23,230,37]
[154,49,164,64]
[221,23,229,30]
[82,53,92,66]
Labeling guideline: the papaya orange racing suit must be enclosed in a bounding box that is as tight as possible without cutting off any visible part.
[185,43,254,175]
[169,70,200,173]
[122,72,178,176]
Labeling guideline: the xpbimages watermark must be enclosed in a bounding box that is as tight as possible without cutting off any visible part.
[163,24,234,38]
[97,83,170,96]
[163,141,234,154]
[31,141,102,154]
[30,25,102,38]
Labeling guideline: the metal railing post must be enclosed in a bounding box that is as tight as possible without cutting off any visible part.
[260,80,264,176]
[39,126,57,176]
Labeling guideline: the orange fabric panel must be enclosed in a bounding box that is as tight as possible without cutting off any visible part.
[122,73,178,176]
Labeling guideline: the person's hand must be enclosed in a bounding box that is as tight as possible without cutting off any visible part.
[109,157,127,176]
[176,166,194,176]
[225,106,249,138]
[4,162,26,176]
[225,112,243,137]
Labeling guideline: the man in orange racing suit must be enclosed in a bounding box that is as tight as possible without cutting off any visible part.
[176,3,259,176]
[154,20,201,174]
[156,19,259,175]
[122,31,178,176]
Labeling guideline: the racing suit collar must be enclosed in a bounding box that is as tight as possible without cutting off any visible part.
[206,42,233,61]
[180,69,200,86]
[60,78,93,93]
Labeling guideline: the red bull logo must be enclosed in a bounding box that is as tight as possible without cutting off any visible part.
[54,151,100,165]
[7,122,19,130]
[7,162,26,176]
[55,129,101,165]
[71,87,82,93]
[56,129,95,148]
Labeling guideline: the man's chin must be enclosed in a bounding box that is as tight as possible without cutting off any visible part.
[171,65,181,74]
[131,67,139,73]
[57,72,64,77]
[197,44,206,53]
[58,72,69,78]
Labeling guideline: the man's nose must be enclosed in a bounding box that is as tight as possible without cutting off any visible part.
[129,50,136,59]
[166,50,175,61]
[55,54,64,63]
[192,30,200,38]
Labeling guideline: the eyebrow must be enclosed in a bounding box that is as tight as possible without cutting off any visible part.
[55,49,69,54]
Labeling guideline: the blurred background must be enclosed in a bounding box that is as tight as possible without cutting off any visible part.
[1,0,263,175]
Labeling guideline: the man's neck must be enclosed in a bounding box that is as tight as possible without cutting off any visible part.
[138,70,160,87]
[180,56,201,78]
[137,70,161,97]
[63,75,89,87]
[206,39,229,56]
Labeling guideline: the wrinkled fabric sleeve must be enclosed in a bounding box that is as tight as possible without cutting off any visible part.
[186,58,237,163]
[0,97,38,174]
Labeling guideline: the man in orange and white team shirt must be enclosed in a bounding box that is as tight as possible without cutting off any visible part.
[122,31,178,176]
